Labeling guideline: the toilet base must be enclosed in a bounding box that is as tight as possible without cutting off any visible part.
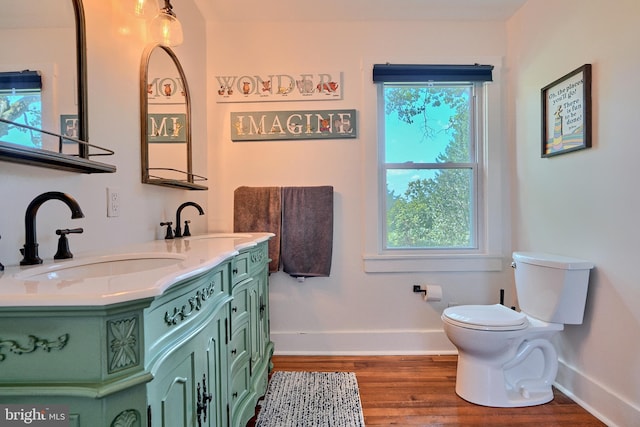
[455,353,555,407]
[456,383,554,407]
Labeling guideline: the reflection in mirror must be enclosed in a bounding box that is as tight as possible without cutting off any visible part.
[0,0,115,173]
[140,44,207,190]
[0,70,44,147]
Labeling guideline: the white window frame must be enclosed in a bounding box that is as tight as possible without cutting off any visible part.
[362,60,506,273]
[380,82,481,252]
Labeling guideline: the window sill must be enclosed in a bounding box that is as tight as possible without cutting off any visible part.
[362,253,504,273]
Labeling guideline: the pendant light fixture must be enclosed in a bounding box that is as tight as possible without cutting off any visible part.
[149,0,184,47]
[130,0,154,18]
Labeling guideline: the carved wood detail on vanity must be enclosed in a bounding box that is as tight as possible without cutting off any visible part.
[110,409,140,427]
[163,280,217,326]
[250,248,266,264]
[0,333,69,361]
[108,316,140,373]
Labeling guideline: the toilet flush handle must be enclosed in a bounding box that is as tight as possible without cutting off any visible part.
[511,261,516,269]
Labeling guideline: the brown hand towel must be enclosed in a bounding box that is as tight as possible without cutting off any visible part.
[233,186,281,272]
[281,186,333,278]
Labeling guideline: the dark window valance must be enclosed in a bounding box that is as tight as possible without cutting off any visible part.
[0,70,42,91]
[373,64,493,83]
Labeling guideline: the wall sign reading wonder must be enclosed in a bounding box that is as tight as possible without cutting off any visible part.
[231,109,357,141]
[216,71,342,102]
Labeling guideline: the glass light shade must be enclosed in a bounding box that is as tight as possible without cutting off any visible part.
[130,0,157,19]
[149,12,184,47]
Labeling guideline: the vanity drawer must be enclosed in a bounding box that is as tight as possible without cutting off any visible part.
[230,279,251,326]
[230,360,250,411]
[229,321,249,370]
[232,252,250,285]
[232,243,269,287]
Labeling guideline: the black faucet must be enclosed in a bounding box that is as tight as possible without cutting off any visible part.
[54,228,84,260]
[160,221,174,239]
[174,202,205,238]
[20,192,84,266]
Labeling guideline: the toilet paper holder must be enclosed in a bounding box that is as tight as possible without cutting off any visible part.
[412,284,443,301]
[413,285,427,296]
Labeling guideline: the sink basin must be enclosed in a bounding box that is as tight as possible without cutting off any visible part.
[15,253,186,281]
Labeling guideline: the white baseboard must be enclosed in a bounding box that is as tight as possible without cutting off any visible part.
[271,329,457,356]
[556,360,639,427]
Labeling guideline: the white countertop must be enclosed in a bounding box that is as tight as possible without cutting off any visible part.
[0,233,273,307]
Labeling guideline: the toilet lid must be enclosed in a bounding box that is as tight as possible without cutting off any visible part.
[443,304,528,331]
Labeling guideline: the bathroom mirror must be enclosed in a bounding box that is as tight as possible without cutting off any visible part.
[0,0,116,173]
[140,44,207,190]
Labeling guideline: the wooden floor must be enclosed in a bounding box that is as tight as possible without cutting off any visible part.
[247,355,606,426]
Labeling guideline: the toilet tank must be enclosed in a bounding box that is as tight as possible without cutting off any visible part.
[512,252,594,324]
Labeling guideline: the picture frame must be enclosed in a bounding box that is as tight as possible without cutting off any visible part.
[541,64,592,157]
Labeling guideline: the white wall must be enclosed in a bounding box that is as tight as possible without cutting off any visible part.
[507,1,640,425]
[206,19,514,354]
[0,0,208,267]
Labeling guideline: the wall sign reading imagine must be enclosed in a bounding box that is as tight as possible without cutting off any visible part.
[231,109,357,141]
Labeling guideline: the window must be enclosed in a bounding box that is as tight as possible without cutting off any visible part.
[0,71,43,148]
[382,82,479,250]
[365,64,503,272]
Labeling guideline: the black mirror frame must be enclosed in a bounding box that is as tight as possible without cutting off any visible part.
[140,44,207,191]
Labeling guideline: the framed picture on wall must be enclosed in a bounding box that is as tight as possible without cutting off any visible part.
[541,64,592,157]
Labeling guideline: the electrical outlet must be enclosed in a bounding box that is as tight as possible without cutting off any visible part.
[107,187,120,217]
[412,285,422,293]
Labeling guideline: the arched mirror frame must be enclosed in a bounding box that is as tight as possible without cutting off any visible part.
[140,44,207,190]
[0,0,116,174]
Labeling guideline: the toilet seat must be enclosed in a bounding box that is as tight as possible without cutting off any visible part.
[443,304,528,331]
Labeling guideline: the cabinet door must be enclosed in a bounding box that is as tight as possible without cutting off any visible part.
[148,314,228,427]
[199,309,228,427]
[148,349,197,426]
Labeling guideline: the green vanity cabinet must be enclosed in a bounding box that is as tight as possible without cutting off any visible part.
[229,243,274,427]
[0,237,273,427]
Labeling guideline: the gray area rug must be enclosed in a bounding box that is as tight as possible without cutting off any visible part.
[256,371,366,427]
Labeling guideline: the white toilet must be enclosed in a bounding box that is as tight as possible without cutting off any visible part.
[441,252,594,407]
